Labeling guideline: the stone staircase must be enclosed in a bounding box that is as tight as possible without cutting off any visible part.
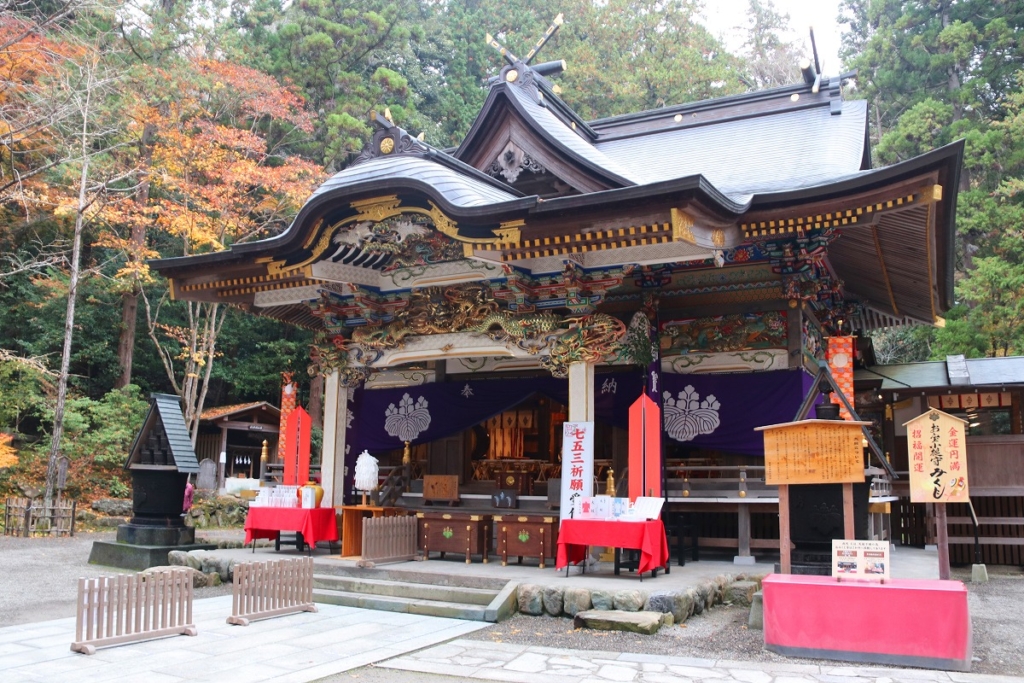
[312,564,517,622]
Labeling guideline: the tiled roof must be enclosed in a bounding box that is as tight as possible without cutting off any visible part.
[856,357,1024,390]
[309,156,519,207]
[595,101,868,202]
[200,401,279,421]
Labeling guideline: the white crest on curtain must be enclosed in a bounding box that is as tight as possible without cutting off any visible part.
[384,393,431,441]
[663,385,721,442]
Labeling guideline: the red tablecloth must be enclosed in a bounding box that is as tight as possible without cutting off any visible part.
[556,519,669,575]
[244,507,339,545]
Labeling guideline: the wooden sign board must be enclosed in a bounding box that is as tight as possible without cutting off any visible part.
[903,408,970,504]
[756,419,869,486]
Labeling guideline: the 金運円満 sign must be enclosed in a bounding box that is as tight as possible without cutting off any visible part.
[904,408,969,503]
[559,421,594,523]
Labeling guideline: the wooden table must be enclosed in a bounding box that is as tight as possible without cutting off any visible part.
[339,505,400,558]
[417,511,492,563]
[494,514,558,568]
[556,519,669,578]
[244,507,339,551]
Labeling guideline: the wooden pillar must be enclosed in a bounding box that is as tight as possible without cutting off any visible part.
[936,503,951,580]
[568,362,595,423]
[217,425,228,490]
[842,482,855,540]
[320,371,350,508]
[787,301,803,368]
[779,484,791,574]
[736,503,752,563]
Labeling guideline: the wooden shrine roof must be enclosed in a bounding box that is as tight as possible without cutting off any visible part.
[149,56,963,339]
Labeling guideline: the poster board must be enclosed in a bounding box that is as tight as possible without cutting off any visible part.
[756,419,869,485]
[559,422,594,523]
[903,408,970,503]
[832,539,890,580]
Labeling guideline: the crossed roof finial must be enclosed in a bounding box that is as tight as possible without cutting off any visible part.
[486,13,564,67]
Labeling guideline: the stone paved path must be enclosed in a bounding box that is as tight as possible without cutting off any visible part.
[0,595,487,683]
[375,639,1021,683]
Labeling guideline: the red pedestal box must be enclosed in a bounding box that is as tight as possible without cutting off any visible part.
[763,574,972,672]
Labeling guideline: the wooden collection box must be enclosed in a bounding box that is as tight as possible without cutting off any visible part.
[494,470,533,496]
[494,514,558,569]
[416,511,492,563]
[423,474,460,505]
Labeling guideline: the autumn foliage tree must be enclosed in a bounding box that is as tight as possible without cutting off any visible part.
[103,57,323,441]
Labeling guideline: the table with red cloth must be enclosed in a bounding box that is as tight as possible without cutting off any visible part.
[244,507,338,548]
[556,519,669,577]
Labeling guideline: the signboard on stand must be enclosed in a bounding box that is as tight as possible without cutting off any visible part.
[559,421,594,523]
[832,539,890,580]
[904,408,970,503]
[757,419,870,485]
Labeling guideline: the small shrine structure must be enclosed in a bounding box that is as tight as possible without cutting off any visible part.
[150,21,963,559]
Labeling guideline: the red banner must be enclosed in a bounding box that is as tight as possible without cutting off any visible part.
[628,394,662,500]
[282,407,312,485]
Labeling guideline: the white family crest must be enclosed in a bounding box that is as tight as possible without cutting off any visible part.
[384,393,431,441]
[663,385,721,442]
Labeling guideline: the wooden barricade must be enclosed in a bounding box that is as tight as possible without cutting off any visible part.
[227,557,317,626]
[3,498,76,537]
[361,515,417,564]
[71,570,196,655]
[3,497,31,536]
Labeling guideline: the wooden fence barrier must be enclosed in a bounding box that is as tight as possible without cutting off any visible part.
[362,515,418,564]
[71,570,196,655]
[227,557,316,626]
[3,497,76,537]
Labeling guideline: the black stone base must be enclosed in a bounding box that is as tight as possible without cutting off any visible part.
[116,523,195,546]
[88,540,217,571]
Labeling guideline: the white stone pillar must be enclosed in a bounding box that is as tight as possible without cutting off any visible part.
[567,361,595,422]
[319,371,350,507]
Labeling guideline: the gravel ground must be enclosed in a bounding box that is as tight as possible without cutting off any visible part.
[466,566,1024,677]
[0,530,235,625]
[3,532,1022,678]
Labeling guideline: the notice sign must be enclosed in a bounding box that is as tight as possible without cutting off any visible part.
[559,422,594,523]
[903,408,970,504]
[832,539,890,580]
[756,419,868,486]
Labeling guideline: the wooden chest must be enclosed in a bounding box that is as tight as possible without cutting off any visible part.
[494,514,558,569]
[416,512,492,563]
[494,470,533,496]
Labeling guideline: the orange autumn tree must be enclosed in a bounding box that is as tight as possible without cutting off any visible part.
[105,57,323,441]
[0,16,86,278]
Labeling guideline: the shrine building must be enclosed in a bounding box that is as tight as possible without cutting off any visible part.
[151,31,967,563]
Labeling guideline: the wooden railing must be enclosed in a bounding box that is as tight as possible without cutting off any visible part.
[666,465,770,498]
[361,515,417,564]
[376,466,406,507]
[227,557,316,626]
[71,570,196,655]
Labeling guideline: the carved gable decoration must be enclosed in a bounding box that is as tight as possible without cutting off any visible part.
[487,141,547,184]
[328,214,464,273]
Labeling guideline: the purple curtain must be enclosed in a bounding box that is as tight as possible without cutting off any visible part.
[661,369,813,456]
[346,373,642,455]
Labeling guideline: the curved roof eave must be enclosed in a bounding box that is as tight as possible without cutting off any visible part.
[149,175,540,273]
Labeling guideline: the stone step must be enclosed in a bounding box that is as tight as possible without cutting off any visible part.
[314,587,490,621]
[313,574,498,605]
[312,561,508,591]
